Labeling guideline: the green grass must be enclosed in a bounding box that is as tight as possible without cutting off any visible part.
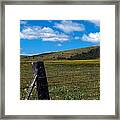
[20,59,100,100]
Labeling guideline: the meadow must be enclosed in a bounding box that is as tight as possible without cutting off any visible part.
[20,59,100,100]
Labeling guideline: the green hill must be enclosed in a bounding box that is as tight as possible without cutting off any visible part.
[21,46,100,61]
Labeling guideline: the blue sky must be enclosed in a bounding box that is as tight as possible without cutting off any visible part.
[20,20,100,55]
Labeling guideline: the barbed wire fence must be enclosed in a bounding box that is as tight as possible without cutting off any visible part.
[25,61,50,100]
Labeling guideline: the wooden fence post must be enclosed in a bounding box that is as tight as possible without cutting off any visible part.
[32,61,50,100]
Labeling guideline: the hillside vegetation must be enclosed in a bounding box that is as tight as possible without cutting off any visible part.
[21,46,100,61]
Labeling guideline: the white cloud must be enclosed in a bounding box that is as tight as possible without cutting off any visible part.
[48,20,52,23]
[57,43,62,47]
[75,36,80,40]
[81,32,100,43]
[20,20,27,25]
[54,20,85,33]
[89,20,100,27]
[20,26,69,42]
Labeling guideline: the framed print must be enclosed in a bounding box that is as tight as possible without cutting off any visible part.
[0,0,119,119]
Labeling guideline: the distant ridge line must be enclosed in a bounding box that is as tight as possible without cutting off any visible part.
[21,45,100,57]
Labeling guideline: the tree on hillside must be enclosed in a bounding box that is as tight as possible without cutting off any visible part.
[68,47,100,60]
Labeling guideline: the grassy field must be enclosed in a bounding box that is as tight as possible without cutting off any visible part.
[20,59,100,100]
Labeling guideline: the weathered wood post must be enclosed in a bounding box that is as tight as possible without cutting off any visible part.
[32,61,50,100]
